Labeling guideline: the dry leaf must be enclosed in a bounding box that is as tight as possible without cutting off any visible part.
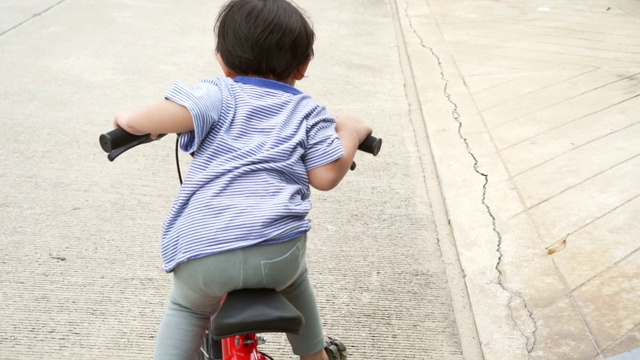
[546,235,568,255]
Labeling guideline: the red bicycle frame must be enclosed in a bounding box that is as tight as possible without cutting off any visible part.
[208,294,269,360]
[219,334,267,360]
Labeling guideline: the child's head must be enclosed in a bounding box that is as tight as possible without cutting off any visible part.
[215,0,315,82]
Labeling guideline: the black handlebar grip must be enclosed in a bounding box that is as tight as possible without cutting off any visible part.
[350,135,382,171]
[100,128,148,153]
[357,135,382,156]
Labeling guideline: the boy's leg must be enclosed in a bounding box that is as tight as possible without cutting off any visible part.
[152,235,331,359]
[279,269,328,357]
[154,256,231,360]
[153,291,218,360]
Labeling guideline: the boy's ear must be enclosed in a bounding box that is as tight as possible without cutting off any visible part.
[293,58,311,81]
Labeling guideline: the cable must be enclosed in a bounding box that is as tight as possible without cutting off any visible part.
[176,134,183,185]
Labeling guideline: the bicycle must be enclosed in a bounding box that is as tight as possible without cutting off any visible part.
[99,128,382,359]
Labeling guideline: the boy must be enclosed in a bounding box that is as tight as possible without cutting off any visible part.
[114,0,371,359]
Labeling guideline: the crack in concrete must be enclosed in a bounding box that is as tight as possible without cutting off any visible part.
[401,0,539,355]
[389,2,486,358]
[0,0,68,37]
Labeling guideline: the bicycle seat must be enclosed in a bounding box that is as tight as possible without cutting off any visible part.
[211,288,304,339]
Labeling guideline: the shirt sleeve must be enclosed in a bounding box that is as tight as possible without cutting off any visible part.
[165,79,223,153]
[303,108,345,171]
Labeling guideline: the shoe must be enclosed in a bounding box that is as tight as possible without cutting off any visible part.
[324,336,348,360]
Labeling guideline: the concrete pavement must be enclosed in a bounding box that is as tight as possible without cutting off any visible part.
[1,0,638,359]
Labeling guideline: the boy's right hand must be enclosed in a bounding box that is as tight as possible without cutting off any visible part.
[306,115,373,191]
[334,115,372,145]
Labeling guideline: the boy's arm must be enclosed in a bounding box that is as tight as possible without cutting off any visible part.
[114,100,194,137]
[307,116,372,191]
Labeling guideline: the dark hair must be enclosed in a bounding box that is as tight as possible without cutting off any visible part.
[215,0,315,81]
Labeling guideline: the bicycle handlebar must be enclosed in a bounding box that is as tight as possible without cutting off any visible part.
[99,128,166,161]
[99,128,382,166]
[350,135,382,170]
[357,135,382,156]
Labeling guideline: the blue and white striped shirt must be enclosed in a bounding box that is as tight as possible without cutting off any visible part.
[160,76,344,272]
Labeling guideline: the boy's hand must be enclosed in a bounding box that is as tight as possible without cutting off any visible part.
[307,115,373,191]
[335,115,372,144]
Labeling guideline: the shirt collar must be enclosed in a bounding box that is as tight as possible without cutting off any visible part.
[234,76,302,95]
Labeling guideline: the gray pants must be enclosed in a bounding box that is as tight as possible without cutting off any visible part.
[153,234,325,359]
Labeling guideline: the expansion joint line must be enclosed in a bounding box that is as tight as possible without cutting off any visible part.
[0,0,68,37]
[402,0,538,355]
